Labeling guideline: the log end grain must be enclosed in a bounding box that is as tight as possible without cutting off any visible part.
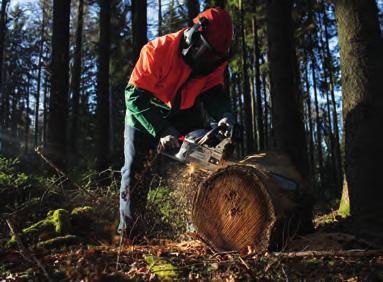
[192,165,278,252]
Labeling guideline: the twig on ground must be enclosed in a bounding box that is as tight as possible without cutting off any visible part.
[34,146,97,200]
[6,219,53,282]
[209,250,237,259]
[116,231,124,271]
[238,255,250,270]
[281,266,288,281]
[269,249,383,258]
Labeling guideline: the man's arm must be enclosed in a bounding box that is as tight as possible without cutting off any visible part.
[125,84,171,138]
[199,84,233,121]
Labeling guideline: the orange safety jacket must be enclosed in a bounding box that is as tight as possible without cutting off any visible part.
[129,29,227,110]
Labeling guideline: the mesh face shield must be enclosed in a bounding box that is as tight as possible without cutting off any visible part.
[182,31,229,76]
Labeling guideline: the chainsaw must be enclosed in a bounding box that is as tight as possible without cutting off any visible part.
[161,125,233,171]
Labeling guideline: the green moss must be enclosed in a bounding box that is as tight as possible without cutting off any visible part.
[338,193,350,218]
[18,268,35,279]
[50,209,72,234]
[36,235,81,249]
[144,255,178,280]
[7,209,72,247]
[306,257,322,265]
[338,200,350,218]
[71,206,94,217]
[338,179,350,218]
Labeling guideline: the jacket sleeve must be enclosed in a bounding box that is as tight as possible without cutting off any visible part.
[125,84,171,138]
[199,84,233,121]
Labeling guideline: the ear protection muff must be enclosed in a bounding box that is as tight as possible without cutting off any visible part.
[181,17,209,57]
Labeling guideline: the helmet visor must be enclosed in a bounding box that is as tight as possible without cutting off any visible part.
[187,33,228,75]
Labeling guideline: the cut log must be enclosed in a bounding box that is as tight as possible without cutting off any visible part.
[192,152,312,253]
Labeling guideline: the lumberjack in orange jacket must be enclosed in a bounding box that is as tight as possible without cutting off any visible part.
[119,8,235,236]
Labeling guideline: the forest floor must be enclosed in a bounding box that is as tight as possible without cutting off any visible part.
[1,231,383,281]
[2,209,382,281]
[1,158,383,281]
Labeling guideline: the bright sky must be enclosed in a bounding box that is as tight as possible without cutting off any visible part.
[10,0,29,7]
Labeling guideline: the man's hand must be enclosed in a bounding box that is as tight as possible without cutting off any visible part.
[218,113,235,137]
[159,127,181,150]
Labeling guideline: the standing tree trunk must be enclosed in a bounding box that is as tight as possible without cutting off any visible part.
[323,5,343,192]
[335,0,383,231]
[310,53,325,190]
[42,75,48,148]
[157,0,162,36]
[35,1,46,147]
[187,0,199,27]
[24,78,30,154]
[266,0,308,177]
[169,0,175,32]
[96,0,111,171]
[240,0,255,154]
[317,10,337,192]
[212,0,225,8]
[69,0,84,155]
[260,55,269,149]
[237,77,246,157]
[252,14,264,151]
[132,0,147,63]
[0,0,9,94]
[304,59,315,186]
[47,0,71,169]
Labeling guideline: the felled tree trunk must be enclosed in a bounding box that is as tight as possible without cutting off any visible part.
[192,152,313,253]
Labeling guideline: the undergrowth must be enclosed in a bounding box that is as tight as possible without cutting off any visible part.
[0,155,190,250]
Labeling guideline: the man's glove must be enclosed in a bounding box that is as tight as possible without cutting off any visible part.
[218,113,235,137]
[159,126,181,150]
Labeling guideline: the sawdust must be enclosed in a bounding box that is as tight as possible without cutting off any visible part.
[155,158,210,231]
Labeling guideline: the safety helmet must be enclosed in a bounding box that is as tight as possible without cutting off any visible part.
[181,8,233,75]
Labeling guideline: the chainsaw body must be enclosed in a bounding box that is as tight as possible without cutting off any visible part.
[161,126,232,171]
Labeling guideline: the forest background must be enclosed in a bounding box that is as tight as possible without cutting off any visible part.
[0,0,383,279]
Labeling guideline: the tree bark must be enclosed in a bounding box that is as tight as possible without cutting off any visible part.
[0,0,9,94]
[24,78,30,154]
[317,9,337,192]
[253,15,264,151]
[69,0,84,155]
[47,0,71,169]
[240,0,255,154]
[34,1,46,147]
[304,59,315,186]
[310,53,324,190]
[187,0,199,27]
[42,74,48,148]
[322,4,343,192]
[132,0,147,63]
[205,0,225,8]
[96,0,111,171]
[214,0,225,8]
[169,0,175,33]
[260,55,269,150]
[236,75,245,158]
[157,0,162,36]
[266,0,308,177]
[335,0,383,230]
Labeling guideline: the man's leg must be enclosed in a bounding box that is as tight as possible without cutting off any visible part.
[119,124,157,235]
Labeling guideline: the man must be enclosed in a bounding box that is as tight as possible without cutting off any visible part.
[119,8,235,235]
